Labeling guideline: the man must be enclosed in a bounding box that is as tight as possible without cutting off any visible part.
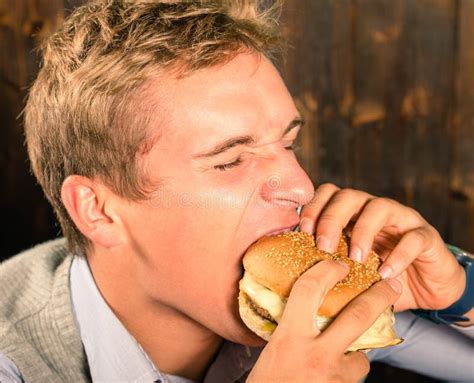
[0,1,472,382]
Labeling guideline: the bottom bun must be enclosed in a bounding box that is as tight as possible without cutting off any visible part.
[238,290,402,351]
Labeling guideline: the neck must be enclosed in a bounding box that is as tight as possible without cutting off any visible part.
[87,248,223,381]
[118,301,223,381]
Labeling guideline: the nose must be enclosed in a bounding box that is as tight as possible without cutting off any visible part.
[259,151,315,209]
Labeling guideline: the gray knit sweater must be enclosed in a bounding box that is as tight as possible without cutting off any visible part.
[0,239,91,382]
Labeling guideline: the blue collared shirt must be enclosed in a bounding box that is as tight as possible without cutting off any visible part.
[1,254,473,382]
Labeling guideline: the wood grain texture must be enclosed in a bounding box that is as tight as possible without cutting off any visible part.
[448,0,474,249]
[281,0,354,188]
[396,0,455,236]
[352,0,404,197]
[1,2,473,255]
[281,0,466,253]
[0,0,85,257]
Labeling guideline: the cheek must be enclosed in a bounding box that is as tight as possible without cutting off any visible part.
[130,201,244,302]
[135,229,245,338]
[126,177,265,332]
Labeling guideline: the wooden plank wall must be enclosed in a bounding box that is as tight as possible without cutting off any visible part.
[0,0,84,257]
[2,1,472,255]
[449,0,474,249]
[282,0,474,251]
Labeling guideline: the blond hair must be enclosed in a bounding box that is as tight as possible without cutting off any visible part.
[24,0,283,252]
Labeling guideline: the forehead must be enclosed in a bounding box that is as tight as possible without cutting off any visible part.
[145,53,298,151]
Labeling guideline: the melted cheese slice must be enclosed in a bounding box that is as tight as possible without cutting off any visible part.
[240,272,286,322]
[240,272,402,351]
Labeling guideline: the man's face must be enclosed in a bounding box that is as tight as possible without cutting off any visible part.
[119,52,314,345]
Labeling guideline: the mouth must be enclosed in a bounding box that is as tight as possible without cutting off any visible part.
[264,224,299,237]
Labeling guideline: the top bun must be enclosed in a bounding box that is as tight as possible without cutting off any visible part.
[242,232,382,317]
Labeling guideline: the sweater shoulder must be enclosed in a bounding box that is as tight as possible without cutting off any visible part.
[0,240,89,382]
[0,239,72,325]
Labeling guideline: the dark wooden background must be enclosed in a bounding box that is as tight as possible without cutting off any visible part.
[282,0,474,254]
[2,1,473,382]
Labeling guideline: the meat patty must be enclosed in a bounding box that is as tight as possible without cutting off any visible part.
[245,293,277,323]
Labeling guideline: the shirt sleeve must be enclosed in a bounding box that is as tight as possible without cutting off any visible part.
[451,323,474,339]
[0,352,23,383]
[368,311,474,382]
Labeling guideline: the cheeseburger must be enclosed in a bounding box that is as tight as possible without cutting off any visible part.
[238,232,402,351]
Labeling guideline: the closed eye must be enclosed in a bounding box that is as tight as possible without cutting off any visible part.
[214,157,243,171]
[214,142,299,171]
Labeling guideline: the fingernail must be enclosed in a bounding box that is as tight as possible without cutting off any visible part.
[349,246,363,263]
[299,217,313,233]
[379,264,393,279]
[316,235,331,252]
[387,278,402,294]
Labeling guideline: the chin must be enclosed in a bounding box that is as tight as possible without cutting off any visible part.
[220,316,268,347]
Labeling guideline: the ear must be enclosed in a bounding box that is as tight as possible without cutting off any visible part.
[61,175,126,248]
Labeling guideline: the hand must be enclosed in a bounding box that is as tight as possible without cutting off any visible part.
[247,259,401,383]
[299,183,466,312]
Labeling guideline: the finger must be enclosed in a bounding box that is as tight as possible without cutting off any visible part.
[377,226,434,280]
[274,259,350,340]
[299,183,340,234]
[340,352,371,381]
[349,198,426,263]
[314,188,373,253]
[317,279,402,355]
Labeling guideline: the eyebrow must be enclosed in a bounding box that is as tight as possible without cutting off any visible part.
[194,117,305,159]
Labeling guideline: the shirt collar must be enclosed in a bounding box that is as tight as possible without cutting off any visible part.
[70,254,181,383]
[69,254,261,383]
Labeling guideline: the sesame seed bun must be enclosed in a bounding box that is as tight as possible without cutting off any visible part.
[238,232,402,351]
